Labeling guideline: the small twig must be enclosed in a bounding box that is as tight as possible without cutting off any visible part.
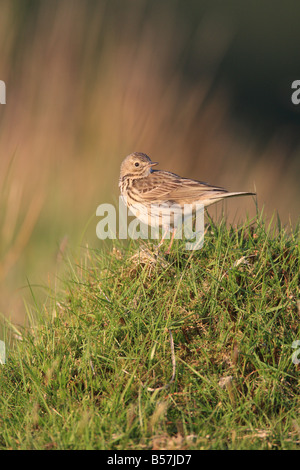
[221,254,255,280]
[89,359,95,376]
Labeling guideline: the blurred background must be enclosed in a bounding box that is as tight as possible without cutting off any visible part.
[0,0,300,324]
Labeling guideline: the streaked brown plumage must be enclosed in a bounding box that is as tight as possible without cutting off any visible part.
[119,152,255,251]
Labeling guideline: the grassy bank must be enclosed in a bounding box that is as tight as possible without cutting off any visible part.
[2,1,300,325]
[0,213,299,450]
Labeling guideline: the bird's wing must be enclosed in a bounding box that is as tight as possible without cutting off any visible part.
[133,171,228,205]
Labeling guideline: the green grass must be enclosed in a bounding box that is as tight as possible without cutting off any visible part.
[0,212,300,450]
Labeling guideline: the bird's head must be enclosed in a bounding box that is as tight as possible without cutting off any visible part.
[120,152,158,179]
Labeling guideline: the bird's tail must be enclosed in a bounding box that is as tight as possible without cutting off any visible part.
[220,191,256,199]
[204,191,256,207]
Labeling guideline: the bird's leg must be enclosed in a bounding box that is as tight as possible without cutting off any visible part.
[157,227,169,249]
[165,228,176,254]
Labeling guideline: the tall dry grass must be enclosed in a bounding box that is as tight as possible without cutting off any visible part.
[0,1,299,323]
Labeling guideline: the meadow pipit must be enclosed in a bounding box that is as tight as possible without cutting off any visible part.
[119,152,255,252]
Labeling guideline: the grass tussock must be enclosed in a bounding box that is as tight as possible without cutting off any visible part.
[0,213,299,450]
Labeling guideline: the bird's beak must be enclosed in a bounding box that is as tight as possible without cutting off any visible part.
[149,162,158,167]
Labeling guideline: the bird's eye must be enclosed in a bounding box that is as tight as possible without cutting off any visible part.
[135,162,140,167]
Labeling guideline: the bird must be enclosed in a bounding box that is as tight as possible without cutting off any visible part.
[119,152,255,252]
